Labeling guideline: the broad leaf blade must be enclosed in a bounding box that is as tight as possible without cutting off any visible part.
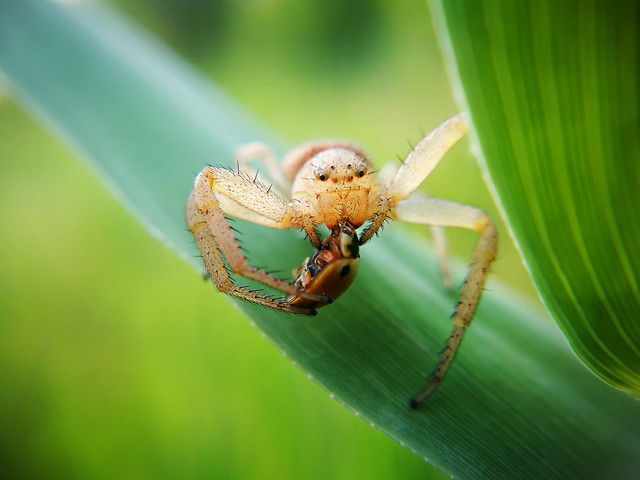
[430,0,640,395]
[1,1,639,479]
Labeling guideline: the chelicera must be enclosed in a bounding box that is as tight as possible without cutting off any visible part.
[186,114,497,406]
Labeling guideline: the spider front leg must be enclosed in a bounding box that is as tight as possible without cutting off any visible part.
[234,142,291,196]
[394,197,497,406]
[360,114,495,404]
[187,166,327,315]
[374,163,454,289]
[360,114,467,245]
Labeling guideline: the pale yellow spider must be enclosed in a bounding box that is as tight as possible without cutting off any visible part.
[186,114,497,407]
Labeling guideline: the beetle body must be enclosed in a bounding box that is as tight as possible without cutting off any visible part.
[287,222,360,309]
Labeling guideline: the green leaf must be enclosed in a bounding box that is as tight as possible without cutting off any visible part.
[1,1,638,479]
[430,0,640,396]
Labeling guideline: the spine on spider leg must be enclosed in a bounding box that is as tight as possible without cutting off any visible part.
[359,196,392,245]
[410,218,497,408]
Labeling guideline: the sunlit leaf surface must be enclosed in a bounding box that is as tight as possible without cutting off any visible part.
[431,0,640,396]
[1,1,638,478]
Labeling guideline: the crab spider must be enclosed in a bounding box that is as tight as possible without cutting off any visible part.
[186,114,497,406]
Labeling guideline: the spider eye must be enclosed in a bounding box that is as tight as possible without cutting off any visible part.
[356,168,366,177]
[317,173,328,181]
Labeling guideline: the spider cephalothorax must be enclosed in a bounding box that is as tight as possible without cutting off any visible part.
[187,114,497,406]
[291,148,377,231]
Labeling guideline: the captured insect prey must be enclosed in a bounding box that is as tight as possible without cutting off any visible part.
[287,222,360,310]
[186,114,497,407]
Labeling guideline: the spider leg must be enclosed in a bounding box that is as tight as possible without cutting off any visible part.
[188,195,314,314]
[396,189,455,288]
[360,114,467,245]
[393,197,497,406]
[234,142,291,196]
[187,166,328,314]
[429,224,454,289]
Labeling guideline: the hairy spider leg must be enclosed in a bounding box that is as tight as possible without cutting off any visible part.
[345,114,496,405]
[359,114,468,245]
[187,166,329,314]
[376,164,454,289]
[394,198,497,406]
[234,142,291,196]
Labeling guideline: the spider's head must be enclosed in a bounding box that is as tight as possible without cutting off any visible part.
[310,148,372,185]
[292,147,377,229]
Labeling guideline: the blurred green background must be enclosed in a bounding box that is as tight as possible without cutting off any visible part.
[0,0,537,478]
